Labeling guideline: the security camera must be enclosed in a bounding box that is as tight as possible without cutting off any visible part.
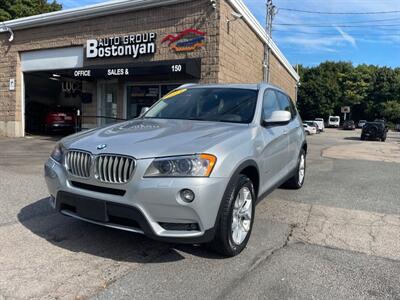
[231,12,243,19]
[0,25,14,42]
[8,28,14,42]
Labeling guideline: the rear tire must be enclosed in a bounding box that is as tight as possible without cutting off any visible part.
[282,149,306,189]
[209,174,255,257]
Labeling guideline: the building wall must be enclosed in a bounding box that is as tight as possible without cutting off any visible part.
[0,0,298,137]
[218,0,298,101]
[269,52,297,101]
[0,0,219,137]
[217,0,264,83]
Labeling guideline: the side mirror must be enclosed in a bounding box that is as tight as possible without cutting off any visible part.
[263,110,291,126]
[140,107,150,115]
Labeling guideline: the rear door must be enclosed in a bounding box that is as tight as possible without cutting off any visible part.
[276,91,303,172]
[259,89,289,193]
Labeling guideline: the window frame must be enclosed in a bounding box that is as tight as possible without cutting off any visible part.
[261,88,281,125]
[276,90,297,120]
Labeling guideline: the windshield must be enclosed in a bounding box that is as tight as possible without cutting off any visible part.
[330,117,339,122]
[144,88,258,124]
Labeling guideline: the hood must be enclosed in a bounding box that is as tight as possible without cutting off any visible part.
[62,118,249,159]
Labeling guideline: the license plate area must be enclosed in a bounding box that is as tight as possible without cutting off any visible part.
[57,192,108,222]
[77,198,107,222]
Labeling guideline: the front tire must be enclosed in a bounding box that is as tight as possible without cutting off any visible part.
[282,149,306,189]
[209,174,255,257]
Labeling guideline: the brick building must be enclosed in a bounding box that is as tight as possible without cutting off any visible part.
[0,0,299,137]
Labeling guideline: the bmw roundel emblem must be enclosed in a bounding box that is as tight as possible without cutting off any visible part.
[97,144,107,150]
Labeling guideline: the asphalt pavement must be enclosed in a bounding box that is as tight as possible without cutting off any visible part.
[0,129,399,299]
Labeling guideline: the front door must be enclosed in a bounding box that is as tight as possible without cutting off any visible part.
[99,82,118,126]
[276,91,302,171]
[259,89,289,194]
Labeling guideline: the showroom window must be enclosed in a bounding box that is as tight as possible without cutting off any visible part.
[126,84,180,119]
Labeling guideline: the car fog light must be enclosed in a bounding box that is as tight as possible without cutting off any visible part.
[181,189,195,203]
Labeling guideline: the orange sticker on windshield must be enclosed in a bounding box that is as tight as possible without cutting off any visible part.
[163,89,187,100]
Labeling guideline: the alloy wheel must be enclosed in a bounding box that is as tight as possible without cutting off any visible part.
[298,154,305,185]
[231,186,253,245]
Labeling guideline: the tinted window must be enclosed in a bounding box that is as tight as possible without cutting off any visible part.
[145,88,258,124]
[262,90,280,119]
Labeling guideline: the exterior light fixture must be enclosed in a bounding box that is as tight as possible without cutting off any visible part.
[226,11,243,34]
[210,0,217,9]
[227,12,243,24]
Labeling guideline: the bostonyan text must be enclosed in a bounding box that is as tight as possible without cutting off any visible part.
[86,32,157,59]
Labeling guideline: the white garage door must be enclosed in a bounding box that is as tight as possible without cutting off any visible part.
[21,47,83,72]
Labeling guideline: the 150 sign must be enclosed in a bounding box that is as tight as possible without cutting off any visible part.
[171,64,183,72]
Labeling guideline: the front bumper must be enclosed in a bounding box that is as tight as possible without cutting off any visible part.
[362,132,383,140]
[44,158,229,243]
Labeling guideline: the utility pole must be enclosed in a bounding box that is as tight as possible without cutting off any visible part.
[264,0,277,83]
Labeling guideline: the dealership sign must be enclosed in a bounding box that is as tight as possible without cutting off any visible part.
[86,32,157,59]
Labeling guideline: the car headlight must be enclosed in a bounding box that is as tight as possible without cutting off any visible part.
[144,154,217,177]
[50,143,64,163]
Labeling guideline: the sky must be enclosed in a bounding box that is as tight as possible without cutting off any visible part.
[60,0,400,68]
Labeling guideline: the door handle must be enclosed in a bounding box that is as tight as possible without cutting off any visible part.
[283,130,288,135]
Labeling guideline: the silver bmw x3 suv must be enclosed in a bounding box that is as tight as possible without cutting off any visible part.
[45,83,307,257]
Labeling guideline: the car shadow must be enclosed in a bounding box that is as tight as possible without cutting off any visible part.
[344,137,362,141]
[18,198,225,264]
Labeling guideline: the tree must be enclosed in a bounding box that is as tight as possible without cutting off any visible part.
[0,0,62,22]
[381,101,400,123]
[297,62,400,124]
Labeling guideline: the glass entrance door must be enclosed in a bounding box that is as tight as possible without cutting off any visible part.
[126,84,180,119]
[99,82,118,125]
[127,86,159,119]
